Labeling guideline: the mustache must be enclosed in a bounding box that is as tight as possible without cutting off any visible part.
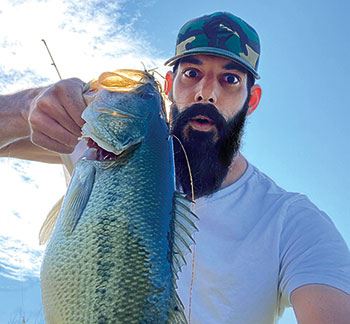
[170,103,227,131]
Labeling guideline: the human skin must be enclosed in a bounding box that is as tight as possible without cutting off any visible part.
[165,54,261,188]
[1,54,349,322]
[0,78,86,162]
[165,54,350,323]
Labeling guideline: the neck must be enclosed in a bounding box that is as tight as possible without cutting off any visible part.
[220,152,248,189]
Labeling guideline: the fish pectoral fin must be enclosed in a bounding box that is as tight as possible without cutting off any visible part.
[39,196,64,245]
[62,162,96,234]
[171,191,199,274]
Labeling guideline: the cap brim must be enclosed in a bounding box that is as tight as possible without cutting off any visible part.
[164,47,260,79]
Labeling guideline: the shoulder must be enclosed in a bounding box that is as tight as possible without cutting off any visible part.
[244,164,337,224]
[241,163,304,210]
[278,193,350,308]
[246,164,350,298]
[280,194,346,249]
[206,162,305,219]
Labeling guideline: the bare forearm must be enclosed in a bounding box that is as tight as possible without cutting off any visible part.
[0,78,86,163]
[0,87,45,148]
[0,138,61,163]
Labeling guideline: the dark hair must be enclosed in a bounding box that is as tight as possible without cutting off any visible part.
[246,72,255,91]
[172,57,255,92]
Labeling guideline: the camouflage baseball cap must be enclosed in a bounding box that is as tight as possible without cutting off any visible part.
[165,12,261,79]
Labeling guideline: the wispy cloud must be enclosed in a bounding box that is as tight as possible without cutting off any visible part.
[0,159,66,280]
[0,0,166,94]
[0,0,167,282]
[0,237,43,280]
[0,66,50,93]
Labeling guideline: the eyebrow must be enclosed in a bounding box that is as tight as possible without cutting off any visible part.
[223,61,247,73]
[178,56,202,65]
[179,56,248,74]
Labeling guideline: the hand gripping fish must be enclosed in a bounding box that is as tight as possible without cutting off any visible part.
[39,69,197,324]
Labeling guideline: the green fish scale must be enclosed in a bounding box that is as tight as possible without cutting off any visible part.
[41,114,177,323]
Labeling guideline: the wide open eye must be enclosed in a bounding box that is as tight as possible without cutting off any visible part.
[223,73,240,85]
[183,68,200,79]
[139,92,155,99]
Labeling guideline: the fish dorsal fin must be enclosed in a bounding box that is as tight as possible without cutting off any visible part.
[172,191,198,275]
[39,196,64,245]
[168,191,199,324]
[61,162,96,234]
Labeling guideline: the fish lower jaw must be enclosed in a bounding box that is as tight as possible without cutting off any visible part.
[85,138,122,161]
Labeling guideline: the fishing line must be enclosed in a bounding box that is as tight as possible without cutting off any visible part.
[38,52,195,321]
[171,134,196,324]
[163,75,197,323]
[171,135,194,201]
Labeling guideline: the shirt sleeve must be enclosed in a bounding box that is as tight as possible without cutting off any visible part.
[278,195,350,308]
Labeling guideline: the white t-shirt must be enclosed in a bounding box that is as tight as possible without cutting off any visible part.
[177,163,350,324]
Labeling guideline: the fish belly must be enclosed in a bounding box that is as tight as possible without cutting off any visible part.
[41,148,175,323]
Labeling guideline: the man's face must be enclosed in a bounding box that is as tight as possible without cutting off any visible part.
[169,54,251,198]
[170,54,249,122]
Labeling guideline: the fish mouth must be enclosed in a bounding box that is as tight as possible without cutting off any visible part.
[188,115,215,132]
[81,123,123,161]
[86,138,121,161]
[81,123,142,162]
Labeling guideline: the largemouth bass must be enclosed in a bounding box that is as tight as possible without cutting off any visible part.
[40,70,197,324]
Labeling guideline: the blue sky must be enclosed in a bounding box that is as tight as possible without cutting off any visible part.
[1,0,349,323]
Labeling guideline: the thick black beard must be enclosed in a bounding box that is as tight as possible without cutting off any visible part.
[170,101,249,198]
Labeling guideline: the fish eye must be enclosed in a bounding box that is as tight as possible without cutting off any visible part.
[139,92,155,99]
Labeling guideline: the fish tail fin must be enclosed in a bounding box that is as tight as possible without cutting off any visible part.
[39,196,64,245]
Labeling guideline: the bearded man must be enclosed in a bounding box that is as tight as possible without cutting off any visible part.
[1,11,350,324]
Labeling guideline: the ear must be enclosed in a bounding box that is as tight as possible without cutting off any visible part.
[247,84,262,115]
[164,71,174,96]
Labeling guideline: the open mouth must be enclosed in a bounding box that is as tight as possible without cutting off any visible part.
[189,115,215,131]
[87,138,120,161]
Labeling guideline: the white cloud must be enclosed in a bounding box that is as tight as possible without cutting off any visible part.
[0,0,167,94]
[0,159,66,280]
[0,0,170,281]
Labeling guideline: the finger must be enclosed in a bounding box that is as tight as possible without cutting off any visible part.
[35,96,82,137]
[31,131,76,154]
[33,78,87,137]
[29,110,79,148]
[51,78,87,128]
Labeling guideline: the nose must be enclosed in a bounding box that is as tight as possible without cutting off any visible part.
[195,74,218,104]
